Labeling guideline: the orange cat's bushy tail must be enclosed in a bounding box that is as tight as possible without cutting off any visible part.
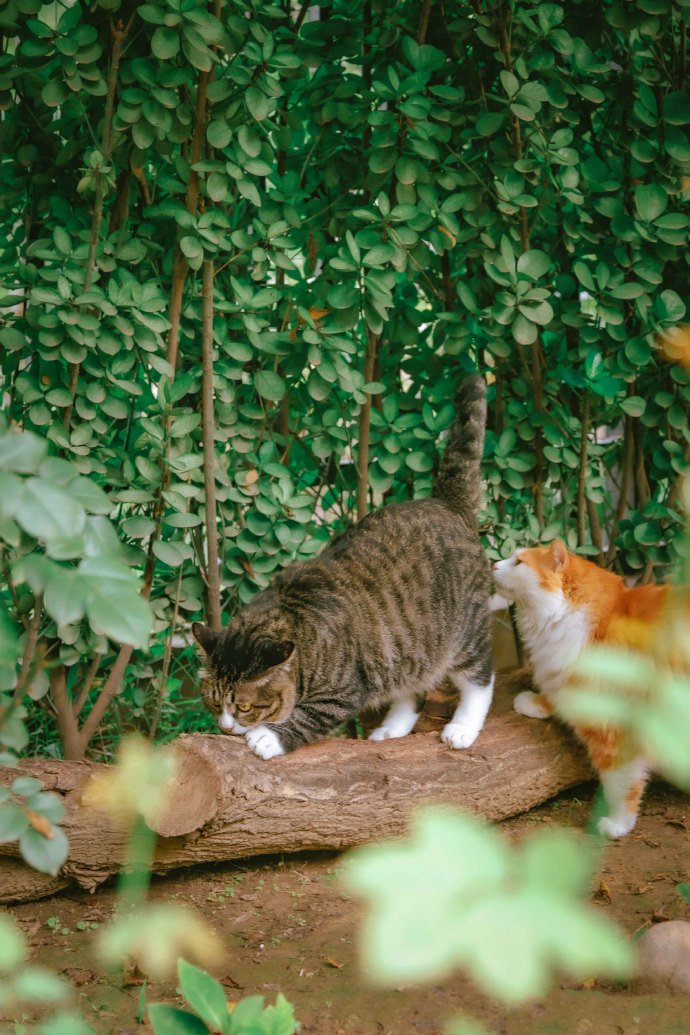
[433,375,486,524]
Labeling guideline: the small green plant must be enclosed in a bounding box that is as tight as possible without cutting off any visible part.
[148,959,298,1035]
[45,916,70,937]
[207,884,237,904]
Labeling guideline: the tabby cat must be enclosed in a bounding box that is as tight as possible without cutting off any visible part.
[493,539,680,838]
[193,376,494,760]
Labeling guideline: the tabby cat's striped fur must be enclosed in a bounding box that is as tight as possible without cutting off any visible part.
[193,377,494,759]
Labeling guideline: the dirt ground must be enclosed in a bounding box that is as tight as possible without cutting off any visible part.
[5,781,689,1035]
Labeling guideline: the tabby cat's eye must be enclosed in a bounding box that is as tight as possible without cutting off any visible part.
[236,703,251,714]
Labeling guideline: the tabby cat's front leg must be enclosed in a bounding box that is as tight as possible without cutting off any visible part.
[245,696,356,760]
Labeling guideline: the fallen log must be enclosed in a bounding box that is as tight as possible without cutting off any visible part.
[0,678,593,903]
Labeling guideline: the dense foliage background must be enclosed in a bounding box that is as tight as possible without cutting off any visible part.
[1,0,690,759]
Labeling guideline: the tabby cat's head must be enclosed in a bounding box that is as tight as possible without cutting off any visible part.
[192,622,296,734]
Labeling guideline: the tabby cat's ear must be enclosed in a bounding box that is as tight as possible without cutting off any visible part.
[191,622,222,656]
[259,639,295,672]
[549,539,568,571]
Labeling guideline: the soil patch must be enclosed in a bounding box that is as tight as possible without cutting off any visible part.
[5,783,689,1035]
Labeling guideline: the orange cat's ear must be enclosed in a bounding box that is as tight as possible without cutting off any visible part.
[549,539,568,571]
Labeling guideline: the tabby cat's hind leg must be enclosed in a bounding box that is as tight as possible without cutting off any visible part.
[442,668,495,749]
[597,757,650,839]
[368,694,421,741]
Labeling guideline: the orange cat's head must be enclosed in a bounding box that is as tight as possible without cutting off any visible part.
[493,540,570,608]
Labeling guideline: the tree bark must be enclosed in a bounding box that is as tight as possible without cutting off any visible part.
[201,259,221,630]
[0,681,592,903]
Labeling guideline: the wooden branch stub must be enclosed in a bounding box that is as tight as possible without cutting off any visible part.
[146,739,222,838]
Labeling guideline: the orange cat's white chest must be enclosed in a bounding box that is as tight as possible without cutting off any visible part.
[515,601,591,695]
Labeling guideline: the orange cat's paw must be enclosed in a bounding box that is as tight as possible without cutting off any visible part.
[513,691,552,719]
[597,813,637,839]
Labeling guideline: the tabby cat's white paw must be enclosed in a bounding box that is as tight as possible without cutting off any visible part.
[368,721,413,741]
[597,813,637,839]
[441,721,480,750]
[513,690,550,719]
[368,726,396,741]
[245,726,285,760]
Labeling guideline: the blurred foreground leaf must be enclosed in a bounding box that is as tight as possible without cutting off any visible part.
[344,809,633,1003]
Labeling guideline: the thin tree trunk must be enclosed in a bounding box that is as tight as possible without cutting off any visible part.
[201,259,221,630]
[150,569,183,742]
[13,593,43,704]
[587,498,605,566]
[64,14,134,431]
[576,394,590,549]
[49,666,82,762]
[500,15,544,533]
[606,413,634,566]
[417,0,433,44]
[356,328,378,521]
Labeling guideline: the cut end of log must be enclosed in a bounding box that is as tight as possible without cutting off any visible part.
[144,738,222,838]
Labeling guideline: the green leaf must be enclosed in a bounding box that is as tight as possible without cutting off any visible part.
[41,80,70,107]
[152,26,180,60]
[254,371,286,403]
[246,86,271,121]
[0,431,47,474]
[79,558,152,648]
[634,184,667,222]
[237,124,261,158]
[85,588,152,647]
[19,825,68,876]
[517,250,551,279]
[178,959,228,1030]
[519,301,553,326]
[633,521,662,546]
[68,477,112,515]
[148,1004,210,1035]
[206,120,232,149]
[512,313,538,345]
[44,569,86,626]
[171,414,201,437]
[620,396,646,417]
[327,282,358,309]
[499,70,519,97]
[0,327,25,352]
[11,776,43,797]
[35,1011,94,1035]
[0,802,30,843]
[476,112,504,136]
[152,541,187,566]
[406,451,434,473]
[13,965,70,1004]
[19,478,86,542]
[0,914,26,972]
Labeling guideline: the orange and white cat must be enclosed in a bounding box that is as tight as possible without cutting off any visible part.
[493,540,677,839]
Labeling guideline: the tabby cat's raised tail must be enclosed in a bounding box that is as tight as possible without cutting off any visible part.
[433,375,487,524]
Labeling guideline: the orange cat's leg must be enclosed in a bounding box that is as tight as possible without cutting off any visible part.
[513,691,553,719]
[597,757,650,839]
